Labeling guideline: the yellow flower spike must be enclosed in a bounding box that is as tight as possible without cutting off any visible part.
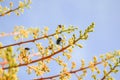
[68,47,73,53]
[66,53,71,60]
[49,38,54,45]
[106,53,112,59]
[62,67,68,72]
[19,1,24,8]
[61,25,65,31]
[71,61,76,69]
[45,58,51,63]
[58,60,64,65]
[118,51,120,56]
[0,68,3,74]
[44,26,49,32]
[68,38,74,45]
[0,42,3,47]
[16,12,20,16]
[20,29,29,38]
[89,61,95,72]
[81,59,85,68]
[103,69,107,75]
[3,7,9,11]
[54,34,59,39]
[111,58,117,64]
[10,2,13,8]
[93,56,97,63]
[82,69,87,77]
[62,63,67,67]
[91,74,96,80]
[56,45,61,50]
[103,61,108,67]
[20,8,24,14]
[76,44,83,48]
[97,69,100,74]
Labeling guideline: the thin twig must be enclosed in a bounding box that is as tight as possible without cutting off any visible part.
[3,36,81,70]
[34,62,102,80]
[0,33,55,49]
[0,28,77,49]
[0,7,20,17]
[34,56,117,80]
[101,63,118,80]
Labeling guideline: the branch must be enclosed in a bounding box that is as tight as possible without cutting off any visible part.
[3,37,81,70]
[3,45,70,70]
[33,60,106,80]
[0,33,55,49]
[0,28,77,49]
[101,63,119,80]
[0,7,20,17]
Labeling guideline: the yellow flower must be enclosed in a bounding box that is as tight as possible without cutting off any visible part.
[0,68,3,74]
[92,74,96,79]
[103,61,108,67]
[71,62,76,69]
[118,51,120,56]
[103,69,107,75]
[77,44,83,48]
[44,26,49,32]
[19,1,24,8]
[89,61,95,72]
[66,53,71,60]
[28,0,32,4]
[106,53,112,59]
[81,59,85,68]
[10,2,13,7]
[20,8,24,13]
[97,69,100,74]
[56,45,61,50]
[54,34,58,39]
[68,38,74,45]
[68,47,73,53]
[20,29,28,38]
[60,67,71,79]
[42,63,50,72]
[0,42,3,47]
[3,7,9,11]
[93,56,97,63]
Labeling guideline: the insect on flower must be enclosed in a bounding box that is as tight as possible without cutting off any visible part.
[25,47,30,50]
[56,37,62,45]
[58,25,62,28]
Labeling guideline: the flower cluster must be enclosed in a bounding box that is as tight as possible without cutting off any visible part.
[0,0,31,16]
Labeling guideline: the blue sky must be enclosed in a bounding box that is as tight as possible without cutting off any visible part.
[0,0,120,80]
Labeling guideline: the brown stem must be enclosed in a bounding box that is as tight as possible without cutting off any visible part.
[34,62,102,80]
[34,56,117,80]
[101,63,118,80]
[0,33,55,49]
[3,37,81,70]
[0,7,20,17]
[0,28,77,49]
